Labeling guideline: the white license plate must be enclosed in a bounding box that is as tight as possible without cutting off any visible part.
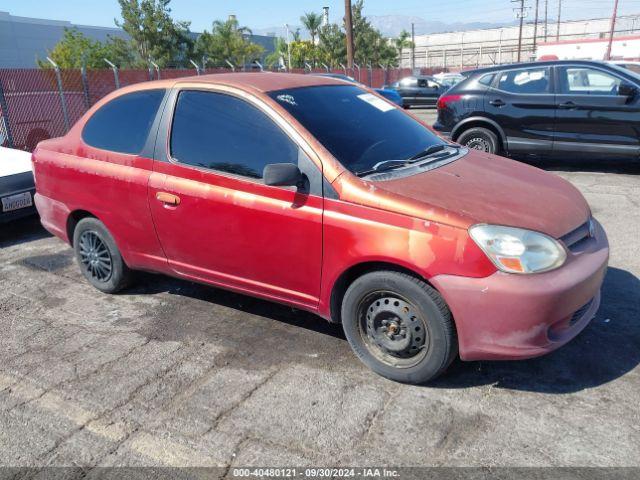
[1,191,33,212]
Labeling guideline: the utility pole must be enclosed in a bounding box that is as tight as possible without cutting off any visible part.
[605,0,620,60]
[544,0,548,41]
[344,0,355,68]
[513,0,528,62]
[532,0,540,57]
[411,23,416,72]
[556,0,562,41]
[284,24,292,71]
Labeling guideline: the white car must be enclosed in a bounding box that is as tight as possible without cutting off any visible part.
[0,146,36,222]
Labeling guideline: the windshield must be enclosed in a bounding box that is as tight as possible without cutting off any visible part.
[269,85,446,174]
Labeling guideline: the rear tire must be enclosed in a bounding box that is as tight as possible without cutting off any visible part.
[72,217,133,293]
[341,271,457,384]
[457,127,499,154]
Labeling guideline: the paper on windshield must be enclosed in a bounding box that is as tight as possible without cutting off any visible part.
[357,93,395,112]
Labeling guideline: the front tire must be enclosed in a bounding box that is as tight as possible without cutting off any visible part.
[73,217,133,293]
[457,127,499,154]
[341,271,457,384]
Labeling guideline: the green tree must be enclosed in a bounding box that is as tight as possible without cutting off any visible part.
[300,12,322,66]
[265,37,288,69]
[318,24,346,67]
[347,0,402,67]
[300,12,322,45]
[115,0,193,67]
[37,27,134,68]
[195,17,264,68]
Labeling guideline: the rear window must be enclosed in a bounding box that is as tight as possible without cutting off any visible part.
[82,89,165,154]
[269,85,445,175]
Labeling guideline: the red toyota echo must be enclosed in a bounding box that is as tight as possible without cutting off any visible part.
[32,73,609,384]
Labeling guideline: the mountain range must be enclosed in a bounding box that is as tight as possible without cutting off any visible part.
[251,14,514,39]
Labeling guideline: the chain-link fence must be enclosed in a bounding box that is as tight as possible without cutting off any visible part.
[0,66,444,152]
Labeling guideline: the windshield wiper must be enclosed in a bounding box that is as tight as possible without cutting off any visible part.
[355,144,461,178]
[408,143,460,161]
[355,160,407,177]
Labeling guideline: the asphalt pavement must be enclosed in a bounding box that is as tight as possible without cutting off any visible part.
[0,108,638,474]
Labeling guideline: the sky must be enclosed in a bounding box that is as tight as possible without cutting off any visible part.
[2,0,638,33]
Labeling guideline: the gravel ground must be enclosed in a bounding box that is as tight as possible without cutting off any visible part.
[1,110,638,475]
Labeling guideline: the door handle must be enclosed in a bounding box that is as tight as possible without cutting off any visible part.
[558,101,577,109]
[156,192,180,206]
[489,99,506,107]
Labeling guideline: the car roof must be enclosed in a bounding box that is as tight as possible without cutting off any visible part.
[396,75,436,81]
[462,59,615,77]
[117,72,346,94]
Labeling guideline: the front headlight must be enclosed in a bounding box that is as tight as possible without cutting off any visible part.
[469,224,567,274]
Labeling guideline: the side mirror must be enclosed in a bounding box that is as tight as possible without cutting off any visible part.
[263,163,303,187]
[619,82,637,100]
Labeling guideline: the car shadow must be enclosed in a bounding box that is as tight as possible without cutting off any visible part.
[128,266,639,393]
[431,267,640,393]
[0,215,50,248]
[127,272,346,341]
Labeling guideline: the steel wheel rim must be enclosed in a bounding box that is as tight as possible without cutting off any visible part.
[78,231,113,282]
[466,137,491,152]
[358,291,429,369]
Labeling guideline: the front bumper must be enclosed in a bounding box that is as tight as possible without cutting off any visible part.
[430,219,609,361]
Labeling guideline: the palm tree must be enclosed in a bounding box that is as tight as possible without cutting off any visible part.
[394,30,414,58]
[196,17,263,68]
[300,12,323,45]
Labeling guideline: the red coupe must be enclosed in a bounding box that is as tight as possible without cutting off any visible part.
[32,73,609,383]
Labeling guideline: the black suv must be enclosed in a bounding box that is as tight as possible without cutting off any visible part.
[433,60,640,160]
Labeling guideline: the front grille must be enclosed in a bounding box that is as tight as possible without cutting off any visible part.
[570,298,594,326]
[560,220,592,251]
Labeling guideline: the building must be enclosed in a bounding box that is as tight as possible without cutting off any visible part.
[537,35,640,61]
[0,11,276,68]
[401,15,640,70]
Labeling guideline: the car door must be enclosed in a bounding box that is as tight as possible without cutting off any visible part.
[394,77,419,106]
[416,78,443,106]
[148,88,323,309]
[552,64,640,159]
[484,66,555,154]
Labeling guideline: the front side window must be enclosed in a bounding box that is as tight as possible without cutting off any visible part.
[496,68,550,94]
[170,90,298,179]
[560,67,622,95]
[82,89,165,154]
[399,77,418,87]
[269,85,447,175]
[418,78,440,89]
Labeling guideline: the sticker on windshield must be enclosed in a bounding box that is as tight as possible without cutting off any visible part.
[357,93,395,112]
[276,94,297,106]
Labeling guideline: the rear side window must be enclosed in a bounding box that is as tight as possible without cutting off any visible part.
[82,89,165,154]
[170,90,298,179]
[496,68,550,94]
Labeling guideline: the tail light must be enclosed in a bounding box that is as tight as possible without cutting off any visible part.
[437,94,462,110]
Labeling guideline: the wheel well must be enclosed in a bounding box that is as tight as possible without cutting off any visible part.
[329,261,431,324]
[66,210,96,245]
[453,120,504,150]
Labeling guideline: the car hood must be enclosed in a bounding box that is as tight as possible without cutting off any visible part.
[0,146,32,177]
[374,151,590,239]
